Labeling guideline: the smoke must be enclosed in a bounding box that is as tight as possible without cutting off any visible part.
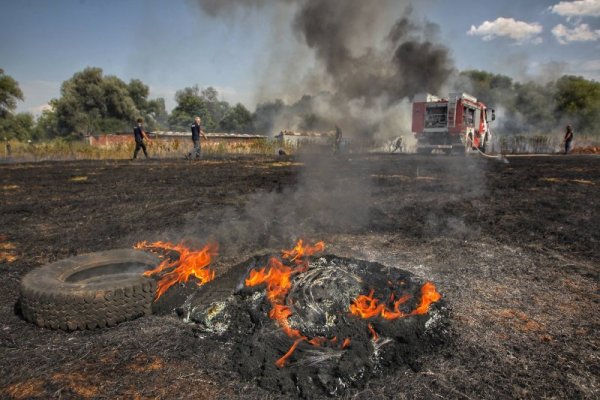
[193,0,454,140]
[176,154,373,260]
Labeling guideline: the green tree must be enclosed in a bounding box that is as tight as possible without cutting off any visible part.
[0,69,24,118]
[219,103,253,132]
[145,98,168,130]
[49,67,164,138]
[513,82,557,133]
[0,112,35,140]
[202,87,230,129]
[554,75,600,135]
[169,85,216,131]
[35,107,59,138]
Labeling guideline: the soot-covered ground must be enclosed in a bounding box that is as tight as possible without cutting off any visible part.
[0,154,598,399]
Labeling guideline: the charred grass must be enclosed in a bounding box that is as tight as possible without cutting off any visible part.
[0,154,598,399]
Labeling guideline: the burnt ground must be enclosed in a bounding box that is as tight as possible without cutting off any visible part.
[0,154,598,399]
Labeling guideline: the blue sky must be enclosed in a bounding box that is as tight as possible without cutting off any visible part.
[1,0,599,115]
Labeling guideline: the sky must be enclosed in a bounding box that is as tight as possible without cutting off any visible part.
[1,0,599,115]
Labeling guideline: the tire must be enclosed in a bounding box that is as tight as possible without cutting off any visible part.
[19,249,159,331]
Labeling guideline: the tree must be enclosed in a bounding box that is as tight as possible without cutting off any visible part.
[169,85,216,131]
[0,112,35,140]
[201,87,230,129]
[35,107,59,139]
[146,98,168,130]
[219,103,253,132]
[128,79,149,112]
[0,69,24,118]
[554,75,600,135]
[46,67,164,138]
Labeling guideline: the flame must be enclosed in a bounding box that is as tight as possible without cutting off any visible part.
[275,338,305,368]
[411,281,442,315]
[349,282,441,320]
[367,323,379,342]
[282,239,325,262]
[244,239,327,367]
[341,338,351,349]
[135,241,218,300]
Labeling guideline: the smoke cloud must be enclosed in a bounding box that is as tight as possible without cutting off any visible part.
[193,0,454,140]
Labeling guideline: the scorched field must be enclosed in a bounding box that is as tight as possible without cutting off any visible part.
[0,153,598,399]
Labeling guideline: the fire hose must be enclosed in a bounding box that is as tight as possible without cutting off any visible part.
[466,135,509,163]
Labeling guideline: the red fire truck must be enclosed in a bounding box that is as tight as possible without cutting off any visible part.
[412,92,495,154]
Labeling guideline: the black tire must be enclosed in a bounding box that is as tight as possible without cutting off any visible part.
[19,249,159,331]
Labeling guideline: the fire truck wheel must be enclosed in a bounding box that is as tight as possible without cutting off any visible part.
[19,249,159,331]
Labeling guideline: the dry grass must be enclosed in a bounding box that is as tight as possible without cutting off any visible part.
[1,138,294,161]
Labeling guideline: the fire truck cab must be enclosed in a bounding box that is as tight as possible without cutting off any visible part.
[412,92,495,154]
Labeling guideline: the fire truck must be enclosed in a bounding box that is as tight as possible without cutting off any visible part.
[412,92,495,154]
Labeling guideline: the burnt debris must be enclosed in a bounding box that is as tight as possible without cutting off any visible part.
[180,254,450,397]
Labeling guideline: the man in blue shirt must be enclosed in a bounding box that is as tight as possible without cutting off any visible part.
[188,116,207,160]
[132,118,150,159]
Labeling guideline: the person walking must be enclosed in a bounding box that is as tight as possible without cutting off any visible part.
[333,125,343,154]
[188,116,207,160]
[563,124,574,154]
[132,118,150,159]
[391,136,403,153]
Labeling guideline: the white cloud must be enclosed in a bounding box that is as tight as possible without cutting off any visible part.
[552,23,600,43]
[467,17,543,43]
[550,0,600,18]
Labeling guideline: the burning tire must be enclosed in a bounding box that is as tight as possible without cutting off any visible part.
[183,250,450,397]
[19,249,158,331]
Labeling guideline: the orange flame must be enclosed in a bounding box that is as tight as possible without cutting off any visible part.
[282,239,325,262]
[349,282,441,320]
[275,338,305,368]
[135,241,218,300]
[245,239,327,367]
[367,323,379,342]
[411,281,442,315]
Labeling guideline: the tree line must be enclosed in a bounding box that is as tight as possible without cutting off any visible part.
[1,66,599,141]
[453,70,600,136]
[0,67,255,141]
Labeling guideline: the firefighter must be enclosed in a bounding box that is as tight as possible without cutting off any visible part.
[187,116,207,160]
[132,118,150,159]
[391,136,403,153]
[563,124,574,154]
[334,125,343,154]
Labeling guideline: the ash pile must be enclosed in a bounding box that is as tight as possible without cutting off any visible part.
[178,242,450,397]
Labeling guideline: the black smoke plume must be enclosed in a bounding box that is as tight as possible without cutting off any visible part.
[194,0,455,139]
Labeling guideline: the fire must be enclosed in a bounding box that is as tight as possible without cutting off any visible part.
[135,241,218,300]
[367,323,379,342]
[244,239,327,367]
[349,282,441,320]
[411,281,442,315]
[282,239,325,263]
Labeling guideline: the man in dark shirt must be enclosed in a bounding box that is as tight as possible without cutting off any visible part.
[132,118,150,159]
[188,116,207,160]
[334,125,342,154]
[563,124,574,154]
